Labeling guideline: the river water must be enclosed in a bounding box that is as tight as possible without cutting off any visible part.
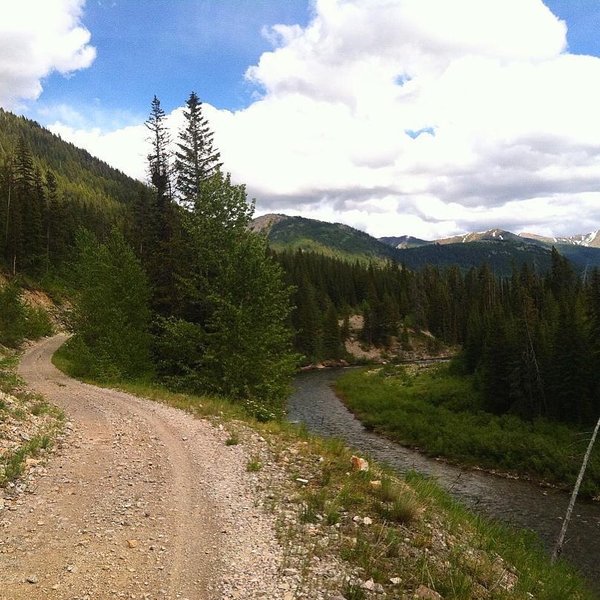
[288,368,600,591]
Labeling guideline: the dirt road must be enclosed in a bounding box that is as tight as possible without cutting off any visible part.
[1,335,284,599]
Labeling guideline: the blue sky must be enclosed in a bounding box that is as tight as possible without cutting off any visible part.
[545,0,600,56]
[32,0,600,123]
[2,0,600,239]
[34,0,600,117]
[33,1,312,126]
[30,0,600,122]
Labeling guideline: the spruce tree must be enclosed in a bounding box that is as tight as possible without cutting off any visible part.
[293,276,321,360]
[149,96,298,412]
[174,91,222,205]
[321,301,343,359]
[144,96,178,314]
[145,95,171,199]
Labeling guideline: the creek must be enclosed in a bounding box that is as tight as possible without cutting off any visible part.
[288,368,600,592]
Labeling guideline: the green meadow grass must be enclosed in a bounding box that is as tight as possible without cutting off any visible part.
[335,364,600,497]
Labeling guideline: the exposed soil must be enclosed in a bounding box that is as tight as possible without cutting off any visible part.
[0,335,286,600]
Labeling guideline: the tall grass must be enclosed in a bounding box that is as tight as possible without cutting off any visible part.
[336,365,600,497]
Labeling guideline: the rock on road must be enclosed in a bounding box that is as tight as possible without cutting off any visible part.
[1,334,285,599]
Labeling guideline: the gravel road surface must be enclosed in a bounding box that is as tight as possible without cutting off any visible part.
[0,334,285,600]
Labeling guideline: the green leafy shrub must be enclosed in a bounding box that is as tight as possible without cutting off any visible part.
[0,284,53,347]
[337,365,600,496]
[69,230,152,380]
[0,284,27,347]
[24,305,53,339]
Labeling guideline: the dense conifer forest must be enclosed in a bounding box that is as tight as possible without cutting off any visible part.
[279,248,600,426]
[0,99,295,419]
[1,104,598,427]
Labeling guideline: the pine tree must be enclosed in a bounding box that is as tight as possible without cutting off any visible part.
[145,95,171,199]
[25,167,46,273]
[321,301,343,359]
[547,301,592,423]
[381,293,400,345]
[0,158,15,271]
[548,246,575,301]
[360,300,374,345]
[174,91,222,205]
[340,312,350,342]
[6,141,36,273]
[150,98,298,412]
[130,186,158,266]
[480,311,516,414]
[293,276,321,361]
[144,96,178,314]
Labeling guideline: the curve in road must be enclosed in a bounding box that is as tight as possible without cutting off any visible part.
[1,334,282,600]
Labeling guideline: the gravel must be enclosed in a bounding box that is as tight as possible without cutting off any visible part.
[0,335,293,599]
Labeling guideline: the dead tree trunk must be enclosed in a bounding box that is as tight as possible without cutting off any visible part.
[552,415,600,563]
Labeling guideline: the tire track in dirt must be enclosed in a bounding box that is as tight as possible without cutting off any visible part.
[0,334,284,600]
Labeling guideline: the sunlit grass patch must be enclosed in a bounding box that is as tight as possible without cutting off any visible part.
[246,455,263,472]
[336,365,600,497]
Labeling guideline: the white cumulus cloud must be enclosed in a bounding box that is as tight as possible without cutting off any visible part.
[45,0,600,239]
[0,0,96,108]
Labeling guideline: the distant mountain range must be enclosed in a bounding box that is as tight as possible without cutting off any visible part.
[521,231,600,248]
[253,214,600,275]
[383,227,600,250]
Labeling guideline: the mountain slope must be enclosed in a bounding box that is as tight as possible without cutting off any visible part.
[254,214,401,262]
[255,214,569,274]
[0,108,145,208]
[379,235,430,249]
[517,231,600,270]
[394,239,554,276]
[520,230,600,248]
[0,108,151,276]
[436,229,523,245]
[380,228,600,273]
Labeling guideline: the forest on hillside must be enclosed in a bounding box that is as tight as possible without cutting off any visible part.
[1,102,599,427]
[284,247,600,425]
[0,97,295,419]
[0,108,145,276]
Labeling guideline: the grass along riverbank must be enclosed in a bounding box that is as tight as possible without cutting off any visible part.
[49,345,596,599]
[335,364,600,498]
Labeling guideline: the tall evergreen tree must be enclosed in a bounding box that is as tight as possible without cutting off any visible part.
[147,95,298,411]
[321,301,343,359]
[144,96,178,314]
[145,95,171,199]
[293,275,322,361]
[174,91,222,205]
